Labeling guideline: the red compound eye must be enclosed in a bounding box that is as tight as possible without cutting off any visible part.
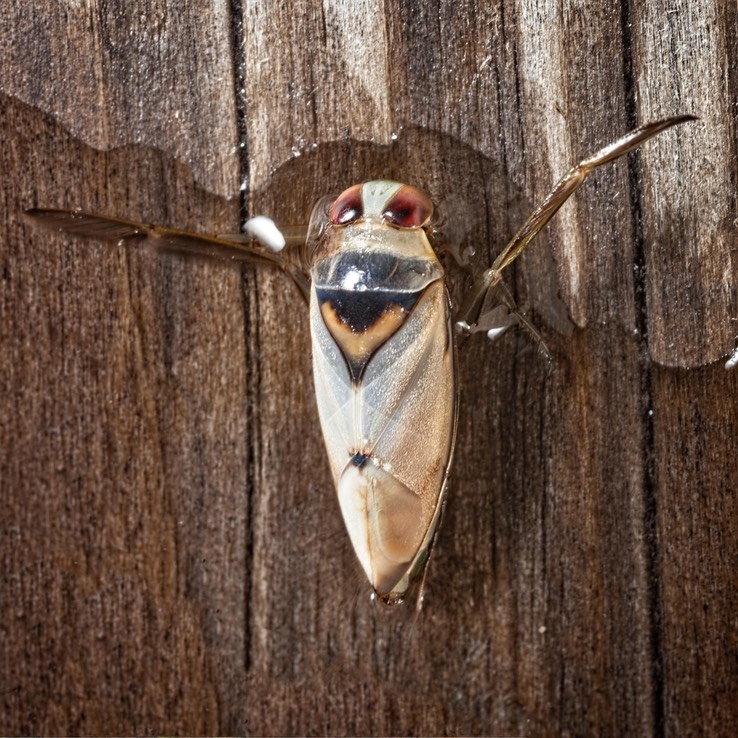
[382,185,434,229]
[329,184,363,225]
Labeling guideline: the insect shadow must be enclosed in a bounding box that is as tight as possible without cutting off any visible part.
[22,100,693,620]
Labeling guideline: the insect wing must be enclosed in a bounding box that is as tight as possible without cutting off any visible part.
[310,273,455,600]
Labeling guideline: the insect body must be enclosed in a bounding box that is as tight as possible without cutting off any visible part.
[311,182,455,602]
[26,116,695,606]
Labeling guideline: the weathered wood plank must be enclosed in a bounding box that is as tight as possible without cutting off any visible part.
[1,1,736,736]
[633,0,736,367]
[1,2,249,734]
[653,364,738,736]
[1,1,240,198]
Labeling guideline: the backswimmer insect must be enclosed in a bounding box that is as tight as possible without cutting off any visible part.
[27,115,695,607]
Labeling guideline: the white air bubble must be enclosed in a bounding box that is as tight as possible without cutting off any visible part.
[244,216,286,252]
[725,346,738,370]
[487,326,510,341]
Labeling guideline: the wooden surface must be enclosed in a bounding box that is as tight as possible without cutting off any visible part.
[1,1,736,735]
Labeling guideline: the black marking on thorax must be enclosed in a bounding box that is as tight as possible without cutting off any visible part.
[315,287,422,333]
[316,286,426,383]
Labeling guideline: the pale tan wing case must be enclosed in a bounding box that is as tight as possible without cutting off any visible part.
[310,281,455,595]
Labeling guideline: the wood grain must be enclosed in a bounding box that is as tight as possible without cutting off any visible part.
[1,1,736,735]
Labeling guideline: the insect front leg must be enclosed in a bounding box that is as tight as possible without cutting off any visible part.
[454,115,696,347]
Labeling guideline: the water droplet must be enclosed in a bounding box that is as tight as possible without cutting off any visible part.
[725,345,738,370]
